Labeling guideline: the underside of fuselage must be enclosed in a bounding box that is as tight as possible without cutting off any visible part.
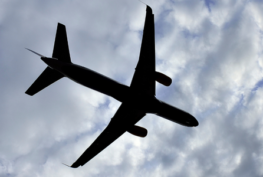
[61,61,198,126]
[25,7,199,168]
[41,57,198,127]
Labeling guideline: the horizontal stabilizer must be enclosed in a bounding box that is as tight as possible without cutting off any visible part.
[26,48,45,57]
[25,67,64,96]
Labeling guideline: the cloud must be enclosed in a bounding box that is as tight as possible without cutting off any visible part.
[1,0,263,176]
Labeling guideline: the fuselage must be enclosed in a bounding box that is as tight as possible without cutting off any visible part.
[41,57,198,127]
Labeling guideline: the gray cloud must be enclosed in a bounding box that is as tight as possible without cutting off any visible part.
[1,0,263,176]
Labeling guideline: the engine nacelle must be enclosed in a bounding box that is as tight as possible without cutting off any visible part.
[127,125,148,138]
[155,71,172,86]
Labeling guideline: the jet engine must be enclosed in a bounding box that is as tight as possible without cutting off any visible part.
[155,71,172,86]
[127,125,148,138]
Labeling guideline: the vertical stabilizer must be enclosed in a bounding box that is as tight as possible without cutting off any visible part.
[52,23,71,63]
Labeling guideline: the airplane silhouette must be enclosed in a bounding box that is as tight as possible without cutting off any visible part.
[25,6,198,168]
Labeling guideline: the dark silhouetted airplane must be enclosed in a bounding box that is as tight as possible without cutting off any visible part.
[26,6,198,168]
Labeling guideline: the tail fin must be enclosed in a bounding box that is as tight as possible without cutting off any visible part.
[52,23,71,63]
[25,67,64,96]
[26,23,71,96]
[25,23,71,96]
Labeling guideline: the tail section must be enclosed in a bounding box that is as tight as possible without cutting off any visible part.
[52,23,71,63]
[25,67,64,96]
[25,23,71,96]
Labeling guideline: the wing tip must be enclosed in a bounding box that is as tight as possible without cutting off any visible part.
[62,163,70,167]
[25,48,45,57]
[138,0,152,12]
[146,5,152,12]
[62,163,79,168]
[25,91,33,96]
[71,161,81,168]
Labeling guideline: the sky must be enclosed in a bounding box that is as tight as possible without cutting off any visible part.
[1,0,263,176]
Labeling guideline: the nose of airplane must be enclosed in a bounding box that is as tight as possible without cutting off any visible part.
[185,114,199,127]
[187,113,199,127]
[192,117,199,127]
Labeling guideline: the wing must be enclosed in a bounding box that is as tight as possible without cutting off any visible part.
[70,104,146,168]
[130,6,155,95]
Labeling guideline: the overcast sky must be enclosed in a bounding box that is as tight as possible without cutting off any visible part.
[1,0,263,176]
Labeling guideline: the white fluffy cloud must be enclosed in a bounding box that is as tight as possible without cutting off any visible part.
[0,0,263,176]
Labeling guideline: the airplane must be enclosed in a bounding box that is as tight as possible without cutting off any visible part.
[25,5,198,168]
